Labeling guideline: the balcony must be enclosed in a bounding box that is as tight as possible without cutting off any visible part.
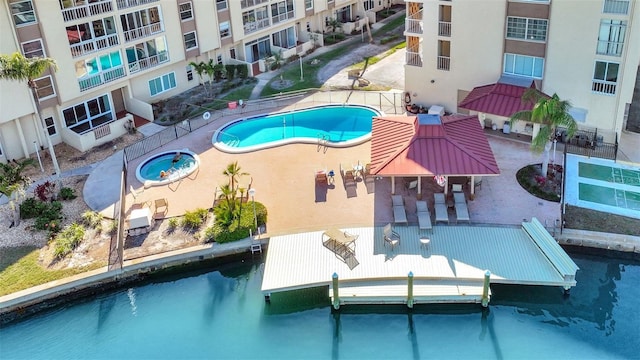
[405,10,423,35]
[62,0,113,22]
[70,34,119,58]
[241,0,268,9]
[592,80,617,95]
[78,66,125,92]
[406,51,422,67]
[128,52,169,74]
[244,18,270,35]
[438,21,451,37]
[123,22,163,42]
[437,56,450,71]
[272,10,294,25]
[115,0,158,10]
[603,0,629,14]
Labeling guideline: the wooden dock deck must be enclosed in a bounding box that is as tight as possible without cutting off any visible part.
[261,219,578,307]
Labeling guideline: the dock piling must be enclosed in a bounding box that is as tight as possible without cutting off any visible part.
[407,272,414,308]
[481,270,491,307]
[332,273,340,310]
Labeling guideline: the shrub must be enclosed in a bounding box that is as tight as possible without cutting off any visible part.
[380,34,399,45]
[53,223,85,258]
[168,217,179,230]
[236,64,248,79]
[108,220,118,235]
[34,181,56,202]
[181,208,208,230]
[225,64,235,80]
[32,201,63,232]
[82,211,103,233]
[208,202,267,243]
[20,197,44,219]
[59,187,77,200]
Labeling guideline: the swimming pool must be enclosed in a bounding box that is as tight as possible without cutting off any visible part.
[135,149,200,187]
[212,104,380,153]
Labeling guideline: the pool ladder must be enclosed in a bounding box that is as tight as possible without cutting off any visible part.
[317,132,329,152]
[218,130,240,147]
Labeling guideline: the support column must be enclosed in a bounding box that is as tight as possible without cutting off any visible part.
[391,176,395,195]
[332,273,340,310]
[13,118,29,160]
[407,271,414,308]
[481,270,491,307]
[417,176,422,198]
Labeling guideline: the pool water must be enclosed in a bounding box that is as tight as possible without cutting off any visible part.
[214,105,379,151]
[1,252,639,359]
[138,152,197,182]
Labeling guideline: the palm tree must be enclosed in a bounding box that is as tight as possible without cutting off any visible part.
[0,52,60,175]
[327,18,343,41]
[189,61,208,96]
[0,158,36,198]
[510,89,577,177]
[206,59,216,92]
[222,161,248,194]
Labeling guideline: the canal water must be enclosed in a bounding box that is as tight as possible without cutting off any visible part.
[1,251,638,359]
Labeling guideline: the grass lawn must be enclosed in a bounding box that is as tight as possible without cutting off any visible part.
[0,246,105,297]
[564,205,640,236]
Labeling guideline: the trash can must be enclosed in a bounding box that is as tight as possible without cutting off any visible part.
[503,123,510,134]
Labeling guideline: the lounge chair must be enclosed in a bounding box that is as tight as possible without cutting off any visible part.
[435,203,449,223]
[391,195,408,224]
[453,192,466,204]
[455,201,470,223]
[383,223,400,250]
[405,179,418,192]
[434,193,446,204]
[416,200,432,231]
[154,198,169,219]
[315,169,328,183]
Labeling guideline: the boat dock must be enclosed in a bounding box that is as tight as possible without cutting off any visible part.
[261,218,578,307]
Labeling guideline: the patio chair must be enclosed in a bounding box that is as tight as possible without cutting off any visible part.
[154,198,169,219]
[130,185,151,208]
[435,203,449,224]
[416,200,432,231]
[434,193,446,204]
[383,223,400,250]
[455,201,470,223]
[340,163,356,183]
[391,195,408,224]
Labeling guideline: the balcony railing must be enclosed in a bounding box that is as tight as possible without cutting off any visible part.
[272,10,294,24]
[603,0,629,14]
[244,18,270,35]
[78,66,125,91]
[240,0,268,9]
[116,0,158,10]
[592,80,617,95]
[127,52,169,74]
[123,22,163,42]
[439,21,451,37]
[596,40,624,56]
[406,51,422,67]
[70,34,119,58]
[405,18,423,34]
[437,56,450,71]
[62,0,113,22]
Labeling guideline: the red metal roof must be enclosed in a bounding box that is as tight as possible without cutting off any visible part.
[370,115,500,177]
[459,81,537,118]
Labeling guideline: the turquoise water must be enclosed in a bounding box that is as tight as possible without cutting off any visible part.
[1,252,638,359]
[217,105,378,148]
[139,152,196,181]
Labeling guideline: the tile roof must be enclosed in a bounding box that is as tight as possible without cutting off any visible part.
[370,114,500,177]
[459,81,538,118]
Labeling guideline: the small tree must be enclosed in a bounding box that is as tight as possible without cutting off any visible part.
[205,59,216,92]
[189,61,208,96]
[327,18,343,40]
[225,64,235,80]
[510,90,577,177]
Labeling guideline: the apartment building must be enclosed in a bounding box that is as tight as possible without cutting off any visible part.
[404,0,640,144]
[0,0,390,165]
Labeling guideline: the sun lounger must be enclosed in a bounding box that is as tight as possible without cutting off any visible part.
[391,195,408,224]
[434,193,446,204]
[453,192,466,204]
[415,201,432,230]
[435,203,449,223]
[391,194,404,207]
[455,201,470,223]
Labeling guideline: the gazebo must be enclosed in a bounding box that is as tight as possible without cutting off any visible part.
[370,113,500,198]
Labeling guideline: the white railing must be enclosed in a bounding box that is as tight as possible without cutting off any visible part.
[78,66,125,91]
[243,18,270,34]
[127,52,169,74]
[123,22,163,42]
[241,0,268,8]
[405,18,423,34]
[116,0,158,10]
[272,10,294,24]
[62,0,113,22]
[603,0,629,14]
[439,21,451,37]
[596,40,624,56]
[94,123,112,139]
[70,34,119,58]
[437,56,450,71]
[406,51,422,67]
[592,80,617,95]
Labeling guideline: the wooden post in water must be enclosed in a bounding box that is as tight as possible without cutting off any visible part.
[407,272,414,308]
[481,270,491,307]
[332,273,340,310]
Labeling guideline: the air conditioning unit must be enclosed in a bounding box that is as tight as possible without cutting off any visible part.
[428,105,445,116]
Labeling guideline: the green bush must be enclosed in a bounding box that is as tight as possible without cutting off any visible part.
[59,187,77,200]
[181,208,209,230]
[207,202,267,243]
[81,211,103,227]
[236,64,248,79]
[168,217,179,230]
[225,64,236,80]
[516,165,561,202]
[29,201,63,232]
[53,223,85,258]
[108,220,118,235]
[20,198,44,219]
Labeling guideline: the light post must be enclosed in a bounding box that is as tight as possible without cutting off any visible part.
[248,188,257,230]
[299,56,304,81]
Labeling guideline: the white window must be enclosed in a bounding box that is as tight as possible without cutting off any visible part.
[186,65,193,81]
[217,55,223,65]
[592,61,619,95]
[506,17,547,41]
[597,19,626,56]
[34,76,55,100]
[149,72,176,96]
[183,31,197,50]
[44,117,57,136]
[503,53,544,78]
[21,39,44,58]
[305,0,313,10]
[62,94,113,134]
[10,0,36,26]
[270,0,294,24]
[272,27,296,49]
[179,2,193,21]
[216,0,228,11]
[364,0,374,11]
[220,21,231,38]
[603,0,629,14]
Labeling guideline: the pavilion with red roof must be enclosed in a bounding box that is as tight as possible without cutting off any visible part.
[370,113,500,197]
